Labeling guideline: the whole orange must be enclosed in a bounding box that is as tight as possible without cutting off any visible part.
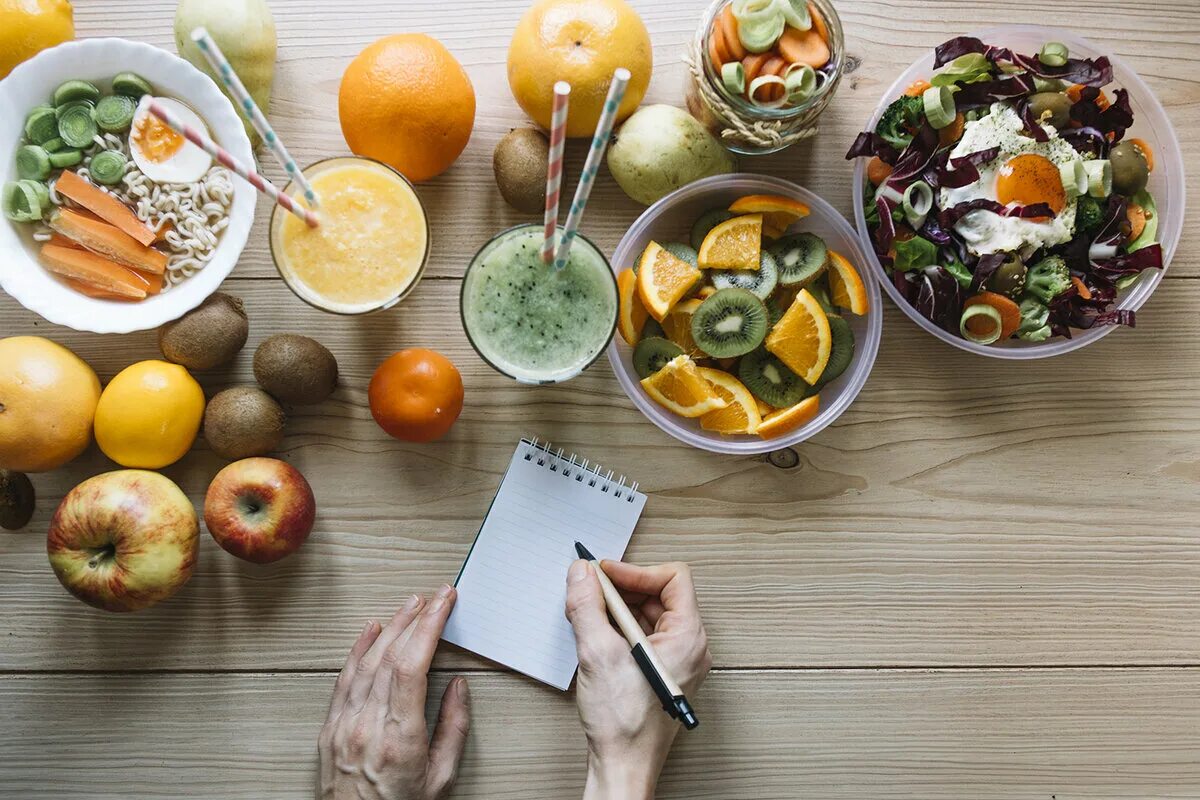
[339,34,475,182]
[0,336,100,473]
[508,0,652,137]
[369,349,464,443]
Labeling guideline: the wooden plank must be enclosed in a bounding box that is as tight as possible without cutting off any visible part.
[65,0,1200,280]
[2,279,1198,670]
[2,668,1198,798]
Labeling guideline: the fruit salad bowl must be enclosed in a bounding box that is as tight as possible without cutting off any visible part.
[607,173,883,455]
[0,38,256,333]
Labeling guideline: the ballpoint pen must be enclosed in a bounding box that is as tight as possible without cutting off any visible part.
[574,541,699,730]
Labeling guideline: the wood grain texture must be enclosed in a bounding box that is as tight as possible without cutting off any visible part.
[2,280,1198,670]
[3,669,1199,799]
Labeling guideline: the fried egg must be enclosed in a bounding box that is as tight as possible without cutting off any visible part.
[940,103,1082,256]
[129,96,213,184]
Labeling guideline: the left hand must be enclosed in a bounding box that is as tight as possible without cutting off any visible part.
[318,585,470,800]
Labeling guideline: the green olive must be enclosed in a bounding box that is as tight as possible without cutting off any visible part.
[1109,140,1149,196]
[989,258,1028,300]
[1027,92,1072,130]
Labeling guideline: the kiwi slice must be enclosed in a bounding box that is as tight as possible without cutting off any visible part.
[769,232,829,287]
[711,251,779,300]
[633,337,684,379]
[739,347,812,408]
[641,317,666,340]
[816,314,855,387]
[807,277,835,312]
[689,288,768,359]
[690,208,734,250]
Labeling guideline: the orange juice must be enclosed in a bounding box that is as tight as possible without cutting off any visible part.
[270,157,429,313]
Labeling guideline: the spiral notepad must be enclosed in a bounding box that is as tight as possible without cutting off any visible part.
[442,438,647,690]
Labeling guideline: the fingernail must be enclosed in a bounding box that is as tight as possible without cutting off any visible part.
[456,677,470,705]
[568,559,589,584]
[362,620,375,635]
[428,584,453,612]
[436,583,454,599]
[403,594,421,612]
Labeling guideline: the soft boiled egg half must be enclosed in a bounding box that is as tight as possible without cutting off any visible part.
[129,96,213,184]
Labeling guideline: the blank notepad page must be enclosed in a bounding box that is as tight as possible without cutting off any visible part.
[442,440,647,690]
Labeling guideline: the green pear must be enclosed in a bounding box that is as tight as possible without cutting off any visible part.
[175,0,277,149]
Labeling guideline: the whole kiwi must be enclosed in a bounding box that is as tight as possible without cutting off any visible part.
[493,128,549,214]
[253,334,338,404]
[158,292,249,370]
[203,387,286,460]
[0,469,35,531]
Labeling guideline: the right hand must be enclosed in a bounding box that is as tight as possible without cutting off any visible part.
[564,559,711,800]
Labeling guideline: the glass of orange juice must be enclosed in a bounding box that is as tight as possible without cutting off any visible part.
[269,157,430,314]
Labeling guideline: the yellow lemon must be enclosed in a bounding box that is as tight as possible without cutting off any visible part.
[94,361,205,469]
[0,0,74,80]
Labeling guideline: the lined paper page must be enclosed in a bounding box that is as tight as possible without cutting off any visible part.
[442,441,646,690]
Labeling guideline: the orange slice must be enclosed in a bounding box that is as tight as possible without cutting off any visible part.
[637,241,703,321]
[755,398,774,417]
[697,367,762,435]
[640,355,729,418]
[617,268,648,346]
[697,213,762,271]
[729,195,811,233]
[765,289,832,385]
[661,298,705,358]
[756,395,820,439]
[826,250,869,316]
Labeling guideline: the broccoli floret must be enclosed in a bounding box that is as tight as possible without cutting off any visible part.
[1024,255,1072,304]
[1017,296,1051,341]
[1076,195,1104,233]
[876,95,925,151]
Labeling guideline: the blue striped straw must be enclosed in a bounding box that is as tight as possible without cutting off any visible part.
[552,68,631,270]
[190,27,319,209]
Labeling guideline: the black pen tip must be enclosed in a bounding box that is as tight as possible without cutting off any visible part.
[574,541,595,560]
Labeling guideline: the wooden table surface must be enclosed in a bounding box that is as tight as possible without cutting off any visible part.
[3,1,1199,797]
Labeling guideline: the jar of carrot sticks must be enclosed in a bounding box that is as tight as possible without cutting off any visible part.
[685,0,845,155]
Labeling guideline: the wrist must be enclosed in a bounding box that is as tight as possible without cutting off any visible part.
[583,750,659,800]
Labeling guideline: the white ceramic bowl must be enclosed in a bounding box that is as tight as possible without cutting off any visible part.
[0,38,256,333]
[852,25,1185,359]
[608,174,883,455]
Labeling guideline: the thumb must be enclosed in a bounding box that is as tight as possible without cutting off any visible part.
[427,677,470,796]
[565,560,624,665]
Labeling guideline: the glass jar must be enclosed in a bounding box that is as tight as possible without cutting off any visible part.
[684,0,846,155]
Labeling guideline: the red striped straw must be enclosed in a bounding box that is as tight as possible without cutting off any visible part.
[145,99,319,229]
[541,81,571,265]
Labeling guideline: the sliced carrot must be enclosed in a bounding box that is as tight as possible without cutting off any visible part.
[904,79,931,97]
[964,292,1022,340]
[938,112,966,147]
[40,244,148,300]
[48,208,167,275]
[54,171,156,246]
[719,5,747,61]
[742,52,772,87]
[708,26,726,68]
[866,156,893,185]
[1126,203,1147,241]
[711,20,733,65]
[1067,83,1110,110]
[1070,276,1093,301]
[778,26,830,68]
[759,55,787,101]
[61,277,139,301]
[807,2,829,44]
[1128,137,1154,172]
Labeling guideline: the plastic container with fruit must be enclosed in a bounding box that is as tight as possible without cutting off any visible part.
[684,0,845,155]
[608,174,882,455]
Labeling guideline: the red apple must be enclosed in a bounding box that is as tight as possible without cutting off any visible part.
[47,470,199,612]
[204,457,315,564]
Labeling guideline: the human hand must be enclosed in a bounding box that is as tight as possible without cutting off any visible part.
[319,585,470,800]
[565,560,711,800]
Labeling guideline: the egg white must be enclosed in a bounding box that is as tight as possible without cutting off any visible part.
[940,103,1082,256]
[129,96,214,184]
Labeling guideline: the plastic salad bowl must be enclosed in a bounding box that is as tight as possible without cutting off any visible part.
[608,174,883,455]
[0,38,256,333]
[852,25,1184,359]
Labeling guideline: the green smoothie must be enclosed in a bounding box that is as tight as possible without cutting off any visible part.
[462,225,618,384]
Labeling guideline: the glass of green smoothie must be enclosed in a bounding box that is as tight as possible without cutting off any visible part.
[461,224,618,384]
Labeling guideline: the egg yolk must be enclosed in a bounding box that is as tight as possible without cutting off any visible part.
[132,114,185,163]
[996,154,1066,216]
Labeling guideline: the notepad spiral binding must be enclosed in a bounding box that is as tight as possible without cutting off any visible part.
[521,438,640,503]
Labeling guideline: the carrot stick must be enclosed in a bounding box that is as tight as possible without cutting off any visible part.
[964,292,1022,340]
[778,26,830,68]
[719,5,747,61]
[54,170,156,247]
[48,208,168,275]
[866,156,893,185]
[61,277,140,301]
[40,244,148,300]
[46,232,85,250]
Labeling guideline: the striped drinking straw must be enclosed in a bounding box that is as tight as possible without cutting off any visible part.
[553,68,631,270]
[189,27,319,209]
[145,99,319,228]
[541,81,571,265]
